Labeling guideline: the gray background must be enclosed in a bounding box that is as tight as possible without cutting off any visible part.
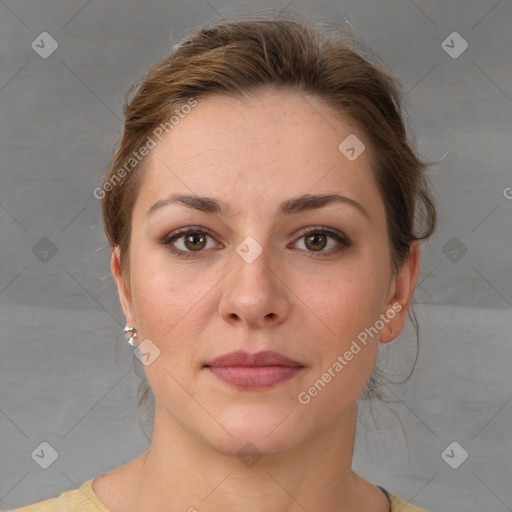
[1,1,511,511]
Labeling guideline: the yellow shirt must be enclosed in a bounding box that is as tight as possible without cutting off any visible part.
[10,479,427,511]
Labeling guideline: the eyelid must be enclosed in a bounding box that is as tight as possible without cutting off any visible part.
[162,225,217,243]
[289,225,352,255]
[292,225,351,243]
[160,226,222,252]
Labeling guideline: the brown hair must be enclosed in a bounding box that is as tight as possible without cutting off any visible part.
[101,10,437,435]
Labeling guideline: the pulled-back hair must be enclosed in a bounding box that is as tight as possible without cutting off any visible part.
[101,10,437,436]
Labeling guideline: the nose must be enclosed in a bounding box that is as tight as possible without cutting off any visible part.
[218,245,291,330]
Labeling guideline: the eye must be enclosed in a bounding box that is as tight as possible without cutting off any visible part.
[160,226,351,259]
[291,227,351,256]
[160,227,220,258]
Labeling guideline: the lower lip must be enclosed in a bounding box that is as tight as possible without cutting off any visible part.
[207,365,303,390]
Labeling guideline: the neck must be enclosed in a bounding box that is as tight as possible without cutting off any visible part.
[120,402,381,512]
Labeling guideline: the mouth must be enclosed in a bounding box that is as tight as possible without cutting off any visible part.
[204,350,305,390]
[205,365,304,389]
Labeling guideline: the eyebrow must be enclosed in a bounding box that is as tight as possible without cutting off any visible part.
[146,192,370,220]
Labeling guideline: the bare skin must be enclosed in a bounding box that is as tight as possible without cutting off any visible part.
[93,89,421,512]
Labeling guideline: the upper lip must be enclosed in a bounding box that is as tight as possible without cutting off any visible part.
[204,350,303,368]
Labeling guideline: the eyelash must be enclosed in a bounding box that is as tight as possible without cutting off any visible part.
[160,226,351,259]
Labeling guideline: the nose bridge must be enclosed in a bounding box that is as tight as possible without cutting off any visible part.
[232,237,276,301]
[219,236,289,327]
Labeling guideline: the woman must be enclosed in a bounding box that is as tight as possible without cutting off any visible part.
[13,11,436,512]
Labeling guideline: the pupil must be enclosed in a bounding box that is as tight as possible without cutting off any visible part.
[307,234,326,251]
[186,233,205,251]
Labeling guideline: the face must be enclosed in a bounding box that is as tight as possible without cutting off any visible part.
[112,89,419,456]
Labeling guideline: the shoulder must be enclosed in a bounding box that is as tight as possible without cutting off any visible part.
[388,491,428,511]
[8,479,110,512]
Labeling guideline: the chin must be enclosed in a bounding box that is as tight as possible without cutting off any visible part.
[200,404,309,459]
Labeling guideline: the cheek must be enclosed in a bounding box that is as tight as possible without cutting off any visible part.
[129,267,204,404]
[300,266,386,388]
[299,278,382,409]
[132,273,176,329]
[128,248,222,370]
[309,268,385,339]
[129,253,190,350]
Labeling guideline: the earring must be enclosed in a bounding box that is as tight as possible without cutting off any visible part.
[124,326,138,346]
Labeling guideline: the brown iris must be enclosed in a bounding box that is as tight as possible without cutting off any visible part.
[305,233,327,251]
[184,232,207,251]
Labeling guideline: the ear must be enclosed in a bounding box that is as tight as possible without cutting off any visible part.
[111,247,137,329]
[379,240,421,344]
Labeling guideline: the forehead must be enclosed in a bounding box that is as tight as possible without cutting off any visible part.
[135,89,385,220]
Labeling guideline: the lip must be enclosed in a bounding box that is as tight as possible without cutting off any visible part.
[205,350,303,368]
[204,350,304,390]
